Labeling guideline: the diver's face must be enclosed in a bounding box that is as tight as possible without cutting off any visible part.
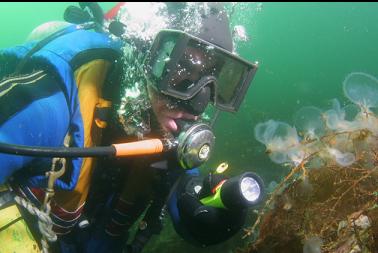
[146,46,217,134]
[147,84,198,133]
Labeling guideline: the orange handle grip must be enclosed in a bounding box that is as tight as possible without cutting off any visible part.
[113,139,164,157]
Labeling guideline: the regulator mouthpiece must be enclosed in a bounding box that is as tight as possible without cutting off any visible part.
[175,121,215,169]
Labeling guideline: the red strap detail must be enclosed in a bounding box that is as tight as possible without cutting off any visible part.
[211,180,227,194]
[104,3,126,20]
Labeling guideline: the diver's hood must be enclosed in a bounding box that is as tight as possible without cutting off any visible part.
[197,4,233,51]
[166,3,233,52]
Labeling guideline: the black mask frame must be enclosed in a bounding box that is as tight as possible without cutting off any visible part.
[145,29,258,112]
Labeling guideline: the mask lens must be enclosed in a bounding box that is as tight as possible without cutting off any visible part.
[169,42,218,96]
[150,34,178,78]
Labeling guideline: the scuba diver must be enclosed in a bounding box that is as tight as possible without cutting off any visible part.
[0,2,262,253]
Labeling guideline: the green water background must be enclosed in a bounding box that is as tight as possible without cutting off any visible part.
[1,2,378,252]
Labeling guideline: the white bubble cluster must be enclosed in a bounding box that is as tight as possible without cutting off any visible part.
[175,2,212,35]
[255,72,378,168]
[117,3,169,43]
[115,2,219,46]
[233,25,249,42]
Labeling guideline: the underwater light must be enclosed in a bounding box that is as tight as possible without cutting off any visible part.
[200,172,264,209]
[240,176,261,202]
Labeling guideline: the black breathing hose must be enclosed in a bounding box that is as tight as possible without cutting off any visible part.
[0,142,115,158]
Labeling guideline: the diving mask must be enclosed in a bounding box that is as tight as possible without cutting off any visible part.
[145,29,258,112]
